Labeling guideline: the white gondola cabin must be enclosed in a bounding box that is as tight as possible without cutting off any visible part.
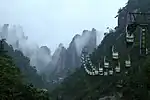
[104,56,109,68]
[109,69,114,75]
[146,48,148,55]
[99,68,103,76]
[83,63,86,67]
[125,60,131,68]
[126,32,134,43]
[95,70,99,75]
[104,62,109,68]
[125,55,131,68]
[98,63,103,72]
[89,72,92,75]
[90,63,92,66]
[112,52,119,60]
[81,56,84,60]
[99,68,103,73]
[82,60,85,63]
[115,62,120,73]
[87,57,90,61]
[115,66,120,73]
[92,72,95,75]
[126,25,134,44]
[104,71,108,76]
[92,67,96,71]
[112,46,119,60]
[99,72,103,76]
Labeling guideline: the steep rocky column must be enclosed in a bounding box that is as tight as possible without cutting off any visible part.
[1,24,9,39]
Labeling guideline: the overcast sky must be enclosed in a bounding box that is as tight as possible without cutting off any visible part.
[0,0,127,53]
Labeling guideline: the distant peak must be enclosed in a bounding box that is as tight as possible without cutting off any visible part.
[92,28,96,32]
[83,30,89,33]
[3,24,9,28]
[40,46,51,55]
[72,34,81,41]
[59,43,64,48]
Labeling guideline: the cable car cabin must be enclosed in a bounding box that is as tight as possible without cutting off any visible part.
[88,71,91,75]
[84,66,87,71]
[92,72,95,75]
[115,66,120,73]
[112,52,119,60]
[80,55,84,60]
[125,60,131,68]
[85,68,91,75]
[99,68,103,73]
[125,71,128,75]
[99,68,104,75]
[84,66,91,74]
[82,60,85,64]
[83,63,86,67]
[81,57,85,62]
[89,60,92,64]
[89,63,92,66]
[91,65,94,69]
[86,54,89,57]
[95,70,99,75]
[89,72,92,75]
[87,57,90,61]
[85,59,88,62]
[104,62,109,68]
[146,48,148,55]
[104,71,108,76]
[125,25,135,46]
[92,67,96,71]
[112,45,119,60]
[126,32,134,44]
[85,67,89,74]
[99,71,103,76]
[104,56,109,68]
[115,62,121,73]
[109,69,114,75]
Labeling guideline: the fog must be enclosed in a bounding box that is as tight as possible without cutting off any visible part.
[0,0,127,73]
[0,0,127,54]
[0,25,52,73]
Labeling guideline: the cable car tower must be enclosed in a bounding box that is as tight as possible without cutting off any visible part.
[126,12,150,56]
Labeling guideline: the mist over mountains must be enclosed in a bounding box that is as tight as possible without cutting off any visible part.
[0,24,103,80]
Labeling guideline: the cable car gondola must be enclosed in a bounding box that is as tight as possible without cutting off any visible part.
[109,68,114,75]
[104,56,109,68]
[115,62,121,73]
[126,25,135,46]
[98,63,103,76]
[112,45,119,60]
[95,70,99,75]
[104,71,108,76]
[125,55,131,68]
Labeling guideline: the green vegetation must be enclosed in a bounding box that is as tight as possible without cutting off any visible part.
[50,0,150,100]
[0,39,51,99]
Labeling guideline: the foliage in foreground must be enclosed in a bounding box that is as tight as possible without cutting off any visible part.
[0,41,51,100]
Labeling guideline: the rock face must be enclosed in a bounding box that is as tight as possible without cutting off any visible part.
[0,24,97,81]
[0,25,52,73]
[45,28,97,81]
[51,43,67,74]
[35,46,52,73]
[0,24,9,39]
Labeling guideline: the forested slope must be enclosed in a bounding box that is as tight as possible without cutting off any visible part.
[50,0,150,100]
[0,39,51,100]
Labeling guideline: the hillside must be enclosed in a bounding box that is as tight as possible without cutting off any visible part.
[0,39,51,100]
[0,25,97,84]
[50,0,150,100]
